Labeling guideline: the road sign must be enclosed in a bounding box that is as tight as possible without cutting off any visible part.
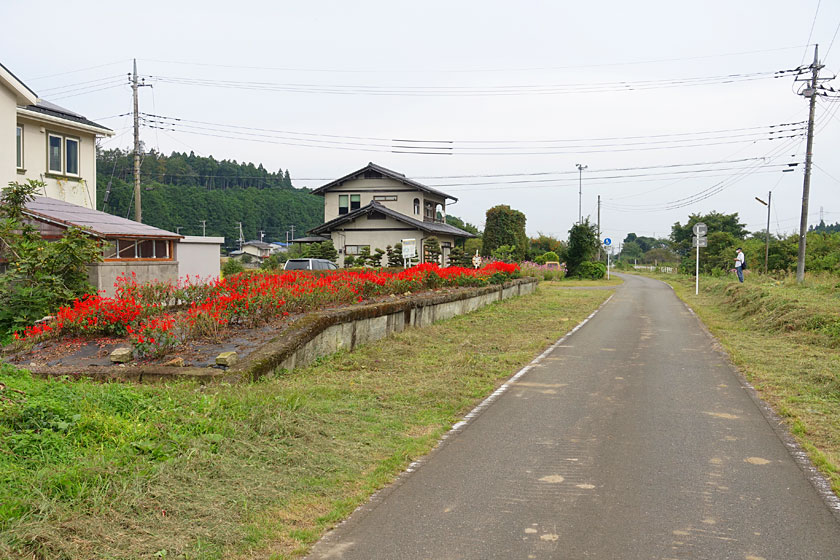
[603,238,612,246]
[692,236,707,248]
[692,222,707,236]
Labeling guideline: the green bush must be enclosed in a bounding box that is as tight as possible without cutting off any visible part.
[222,258,245,277]
[576,261,606,279]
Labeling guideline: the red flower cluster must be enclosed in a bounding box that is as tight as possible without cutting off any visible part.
[13,263,520,355]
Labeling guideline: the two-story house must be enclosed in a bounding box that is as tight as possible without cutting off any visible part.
[308,162,474,266]
[1,61,113,208]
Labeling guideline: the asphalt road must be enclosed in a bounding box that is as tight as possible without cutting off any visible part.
[307,274,840,559]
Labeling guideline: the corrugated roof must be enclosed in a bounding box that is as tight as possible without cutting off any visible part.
[24,197,181,239]
[310,201,474,238]
[310,162,457,202]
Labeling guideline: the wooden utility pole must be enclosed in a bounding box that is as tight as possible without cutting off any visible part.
[796,45,822,283]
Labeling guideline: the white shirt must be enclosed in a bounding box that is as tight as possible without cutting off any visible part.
[735,251,745,268]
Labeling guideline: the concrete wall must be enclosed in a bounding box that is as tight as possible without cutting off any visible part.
[0,83,17,188]
[15,114,98,209]
[277,279,537,372]
[88,261,179,297]
[176,236,223,282]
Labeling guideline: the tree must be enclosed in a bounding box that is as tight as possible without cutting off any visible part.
[566,219,599,277]
[0,180,102,333]
[445,215,481,236]
[482,205,528,261]
[386,244,403,267]
[370,248,386,267]
[321,240,338,263]
[448,246,472,267]
[529,234,566,261]
[620,241,643,261]
[424,237,442,264]
[671,212,747,256]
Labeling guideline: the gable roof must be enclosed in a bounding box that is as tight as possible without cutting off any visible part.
[243,240,273,250]
[24,197,181,239]
[310,162,457,202]
[0,61,37,105]
[310,201,475,238]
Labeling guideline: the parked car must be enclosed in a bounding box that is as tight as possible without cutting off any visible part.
[283,258,338,271]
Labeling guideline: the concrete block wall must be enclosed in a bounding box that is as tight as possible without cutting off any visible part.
[278,280,536,372]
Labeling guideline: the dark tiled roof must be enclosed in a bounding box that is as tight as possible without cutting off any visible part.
[310,162,457,202]
[21,100,112,133]
[291,236,331,243]
[243,241,274,250]
[24,197,181,239]
[310,201,474,238]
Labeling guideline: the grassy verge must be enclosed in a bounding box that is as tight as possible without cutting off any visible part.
[648,271,840,496]
[0,281,613,560]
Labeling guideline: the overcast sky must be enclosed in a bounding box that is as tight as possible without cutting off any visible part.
[3,0,840,245]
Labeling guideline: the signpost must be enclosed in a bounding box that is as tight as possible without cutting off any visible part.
[401,238,417,268]
[471,250,482,269]
[603,238,612,280]
[692,223,707,295]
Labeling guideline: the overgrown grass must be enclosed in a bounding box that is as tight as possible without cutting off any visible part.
[0,282,612,559]
[651,271,840,496]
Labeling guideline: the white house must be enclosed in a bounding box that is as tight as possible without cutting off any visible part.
[308,163,474,266]
[1,61,113,208]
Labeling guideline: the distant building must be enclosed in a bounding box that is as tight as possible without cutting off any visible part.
[308,163,474,266]
[1,61,113,209]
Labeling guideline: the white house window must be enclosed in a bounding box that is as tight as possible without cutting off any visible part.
[65,138,79,176]
[350,194,361,211]
[373,195,397,201]
[345,245,370,255]
[47,132,81,176]
[339,194,349,215]
[48,134,62,173]
[16,126,23,169]
[413,198,420,215]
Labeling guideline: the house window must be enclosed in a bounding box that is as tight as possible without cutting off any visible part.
[48,134,62,173]
[47,132,81,176]
[339,194,349,215]
[350,194,361,211]
[373,195,397,201]
[65,138,79,176]
[345,245,369,255]
[413,198,420,215]
[16,126,23,169]
[110,238,171,260]
[424,201,435,220]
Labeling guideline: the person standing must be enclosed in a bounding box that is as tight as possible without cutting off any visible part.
[734,247,745,283]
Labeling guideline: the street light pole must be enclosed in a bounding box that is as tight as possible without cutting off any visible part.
[576,163,587,224]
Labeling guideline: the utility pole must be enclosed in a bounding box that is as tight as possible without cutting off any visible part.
[597,195,601,260]
[201,220,207,236]
[238,222,244,251]
[290,225,295,241]
[576,163,587,224]
[131,59,150,223]
[755,192,771,275]
[796,45,823,283]
[259,230,265,243]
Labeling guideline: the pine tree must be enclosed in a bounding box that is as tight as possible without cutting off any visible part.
[424,237,442,264]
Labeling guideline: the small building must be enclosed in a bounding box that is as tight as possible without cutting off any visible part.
[240,240,275,260]
[22,196,182,297]
[1,61,113,209]
[308,163,474,266]
[177,236,225,283]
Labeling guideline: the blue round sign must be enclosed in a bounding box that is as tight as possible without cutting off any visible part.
[603,238,612,246]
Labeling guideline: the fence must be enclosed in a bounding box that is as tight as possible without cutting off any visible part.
[633,265,676,274]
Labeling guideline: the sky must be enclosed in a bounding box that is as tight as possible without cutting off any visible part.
[3,0,840,246]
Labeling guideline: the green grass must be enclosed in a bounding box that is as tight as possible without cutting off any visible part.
[0,282,612,559]
[648,271,840,497]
